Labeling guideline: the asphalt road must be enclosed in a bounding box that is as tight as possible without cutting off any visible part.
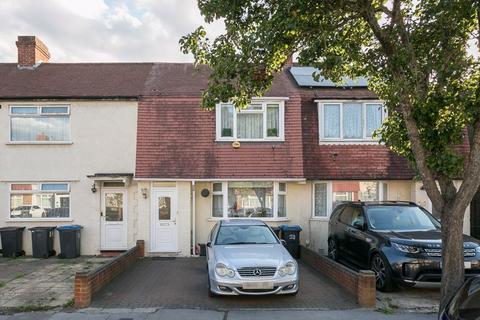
[0,308,437,320]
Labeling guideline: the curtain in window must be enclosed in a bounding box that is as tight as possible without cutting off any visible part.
[10,117,70,142]
[237,113,263,139]
[314,183,327,217]
[278,194,286,217]
[266,105,279,137]
[366,104,382,137]
[221,105,234,137]
[212,195,223,217]
[343,103,362,138]
[324,104,340,138]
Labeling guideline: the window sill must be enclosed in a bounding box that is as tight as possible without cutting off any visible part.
[7,142,73,145]
[215,139,285,143]
[208,217,290,222]
[318,140,380,145]
[310,217,330,222]
[7,218,73,223]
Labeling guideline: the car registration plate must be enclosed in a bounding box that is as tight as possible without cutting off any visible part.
[243,282,274,290]
[440,262,472,269]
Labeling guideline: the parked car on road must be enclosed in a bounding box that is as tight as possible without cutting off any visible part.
[328,201,480,291]
[206,219,299,296]
[10,205,46,218]
[440,276,480,320]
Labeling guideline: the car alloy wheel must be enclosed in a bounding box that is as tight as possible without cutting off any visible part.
[370,253,394,292]
[328,239,338,261]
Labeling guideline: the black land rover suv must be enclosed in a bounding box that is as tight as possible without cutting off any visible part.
[327,201,480,291]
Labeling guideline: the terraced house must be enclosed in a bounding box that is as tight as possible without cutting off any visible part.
[0,36,477,257]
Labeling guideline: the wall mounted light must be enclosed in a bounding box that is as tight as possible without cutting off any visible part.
[91,183,97,193]
[141,188,148,199]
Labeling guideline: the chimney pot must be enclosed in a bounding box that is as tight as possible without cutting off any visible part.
[16,36,50,68]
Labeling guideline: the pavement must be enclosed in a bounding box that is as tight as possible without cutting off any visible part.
[91,257,357,310]
[0,308,437,320]
[0,256,112,310]
[378,285,441,314]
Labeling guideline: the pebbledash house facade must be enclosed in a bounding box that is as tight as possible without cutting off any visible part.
[0,36,475,257]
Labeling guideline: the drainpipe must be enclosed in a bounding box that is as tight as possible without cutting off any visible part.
[191,180,198,257]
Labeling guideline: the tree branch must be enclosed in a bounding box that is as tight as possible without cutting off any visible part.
[453,119,480,215]
[398,103,444,210]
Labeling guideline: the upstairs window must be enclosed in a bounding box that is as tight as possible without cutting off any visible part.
[216,100,285,141]
[318,101,385,142]
[10,105,70,143]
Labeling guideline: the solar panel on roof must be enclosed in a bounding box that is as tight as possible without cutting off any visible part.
[289,66,369,87]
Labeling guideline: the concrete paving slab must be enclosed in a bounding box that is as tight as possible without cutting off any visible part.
[147,309,225,320]
[0,256,113,310]
[377,286,440,313]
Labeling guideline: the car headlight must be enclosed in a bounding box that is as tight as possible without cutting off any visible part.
[215,263,235,278]
[392,242,422,254]
[278,261,296,277]
[476,246,480,254]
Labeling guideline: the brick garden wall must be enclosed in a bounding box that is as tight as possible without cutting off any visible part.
[300,246,376,308]
[74,240,145,308]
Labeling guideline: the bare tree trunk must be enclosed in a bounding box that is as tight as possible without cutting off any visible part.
[439,204,466,311]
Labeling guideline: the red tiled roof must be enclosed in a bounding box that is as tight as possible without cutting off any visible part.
[0,63,153,99]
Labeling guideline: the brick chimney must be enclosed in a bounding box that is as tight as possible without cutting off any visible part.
[16,36,50,68]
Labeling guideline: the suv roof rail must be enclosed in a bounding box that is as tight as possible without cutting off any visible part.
[350,200,417,206]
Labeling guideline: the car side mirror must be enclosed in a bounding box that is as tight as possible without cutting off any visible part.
[353,221,365,231]
[206,241,212,248]
[280,239,287,246]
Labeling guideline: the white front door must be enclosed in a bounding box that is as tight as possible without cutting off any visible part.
[151,188,178,252]
[101,189,128,250]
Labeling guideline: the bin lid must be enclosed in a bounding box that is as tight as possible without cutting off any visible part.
[0,227,25,232]
[57,225,83,231]
[279,225,302,232]
[29,226,56,231]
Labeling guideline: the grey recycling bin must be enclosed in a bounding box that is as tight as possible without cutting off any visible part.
[279,225,302,259]
[29,227,56,258]
[0,227,25,258]
[57,225,82,258]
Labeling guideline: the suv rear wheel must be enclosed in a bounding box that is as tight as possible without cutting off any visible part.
[370,253,395,292]
[328,238,338,261]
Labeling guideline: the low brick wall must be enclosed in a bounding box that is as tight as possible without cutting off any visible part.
[300,246,376,308]
[74,240,145,308]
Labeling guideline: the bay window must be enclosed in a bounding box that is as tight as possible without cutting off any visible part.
[318,101,385,142]
[313,181,386,218]
[216,100,285,141]
[9,183,70,219]
[9,105,71,143]
[211,181,287,219]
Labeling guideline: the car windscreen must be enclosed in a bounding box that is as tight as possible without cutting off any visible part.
[447,278,480,320]
[215,225,279,245]
[366,206,440,231]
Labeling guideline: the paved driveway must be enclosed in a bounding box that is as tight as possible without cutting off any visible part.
[91,257,357,310]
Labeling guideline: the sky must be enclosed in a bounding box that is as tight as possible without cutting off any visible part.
[0,0,225,63]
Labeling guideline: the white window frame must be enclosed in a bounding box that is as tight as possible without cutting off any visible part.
[8,105,72,144]
[215,98,286,142]
[312,181,387,219]
[211,181,288,220]
[8,182,72,221]
[316,100,386,144]
[312,181,333,220]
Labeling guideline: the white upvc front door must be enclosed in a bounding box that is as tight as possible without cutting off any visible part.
[151,187,178,252]
[100,189,128,250]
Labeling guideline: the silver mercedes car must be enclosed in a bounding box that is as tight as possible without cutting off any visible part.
[206,219,299,296]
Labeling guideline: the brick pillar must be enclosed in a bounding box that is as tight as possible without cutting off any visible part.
[74,272,92,308]
[136,240,145,257]
[357,270,376,308]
